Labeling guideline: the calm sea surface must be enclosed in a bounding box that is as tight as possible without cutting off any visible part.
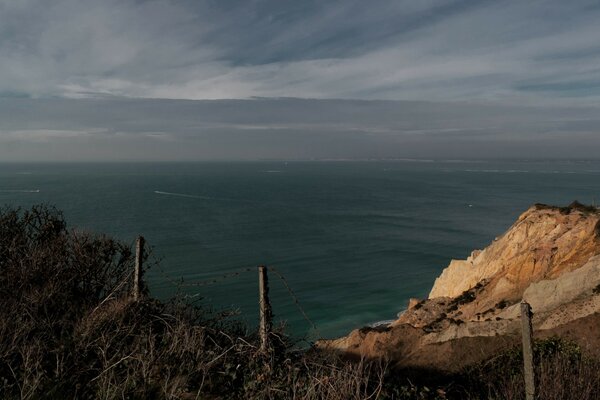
[1,160,600,339]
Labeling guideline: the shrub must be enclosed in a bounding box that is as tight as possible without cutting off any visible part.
[0,205,393,399]
[1,205,598,399]
[460,337,599,400]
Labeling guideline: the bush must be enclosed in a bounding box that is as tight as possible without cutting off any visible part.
[0,205,393,399]
[1,205,598,399]
[461,337,600,400]
[0,205,140,398]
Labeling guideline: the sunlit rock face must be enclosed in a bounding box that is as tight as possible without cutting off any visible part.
[429,203,600,305]
[321,203,600,371]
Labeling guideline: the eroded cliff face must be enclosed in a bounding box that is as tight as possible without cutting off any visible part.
[320,203,600,371]
[430,203,600,299]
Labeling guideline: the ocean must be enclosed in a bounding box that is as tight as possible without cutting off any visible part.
[1,160,600,340]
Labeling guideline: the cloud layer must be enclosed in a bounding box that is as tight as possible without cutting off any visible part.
[2,97,600,161]
[2,1,600,161]
[2,0,600,103]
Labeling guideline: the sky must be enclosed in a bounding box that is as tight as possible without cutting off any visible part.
[1,0,600,161]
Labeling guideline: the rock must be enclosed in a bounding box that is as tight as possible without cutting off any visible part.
[524,255,600,314]
[429,204,600,305]
[407,298,421,309]
[320,203,600,370]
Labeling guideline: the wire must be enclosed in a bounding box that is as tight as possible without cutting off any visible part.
[268,266,321,339]
[147,258,321,339]
[153,263,254,289]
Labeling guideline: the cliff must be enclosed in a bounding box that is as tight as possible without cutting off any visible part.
[320,202,600,371]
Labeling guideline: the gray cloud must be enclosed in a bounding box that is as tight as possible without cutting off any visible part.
[1,97,599,161]
[2,1,600,162]
[1,0,600,103]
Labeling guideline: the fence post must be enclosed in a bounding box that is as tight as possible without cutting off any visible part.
[258,265,272,353]
[133,236,145,301]
[521,301,535,400]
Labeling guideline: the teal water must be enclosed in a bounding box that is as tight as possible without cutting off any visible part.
[1,160,600,339]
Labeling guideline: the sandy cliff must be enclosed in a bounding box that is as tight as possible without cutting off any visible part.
[320,202,600,371]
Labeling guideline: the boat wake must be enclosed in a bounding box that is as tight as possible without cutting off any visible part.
[0,189,40,193]
[154,190,212,200]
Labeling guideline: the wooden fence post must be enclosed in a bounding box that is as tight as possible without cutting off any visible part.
[133,236,145,301]
[521,301,535,400]
[258,265,272,353]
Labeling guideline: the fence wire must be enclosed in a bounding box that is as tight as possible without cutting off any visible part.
[269,266,321,338]
[154,262,254,289]
[146,253,320,339]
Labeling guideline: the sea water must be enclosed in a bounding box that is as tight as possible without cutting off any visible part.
[1,160,600,339]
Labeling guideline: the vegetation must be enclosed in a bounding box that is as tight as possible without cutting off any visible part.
[447,281,486,313]
[534,201,599,215]
[462,337,600,400]
[0,205,391,399]
[0,205,598,399]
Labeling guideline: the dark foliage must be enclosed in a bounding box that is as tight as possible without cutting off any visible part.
[0,205,391,399]
[0,205,598,399]
[534,201,599,215]
[459,337,600,400]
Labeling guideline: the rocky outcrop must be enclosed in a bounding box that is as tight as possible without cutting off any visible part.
[429,203,600,302]
[320,202,600,371]
[499,255,600,323]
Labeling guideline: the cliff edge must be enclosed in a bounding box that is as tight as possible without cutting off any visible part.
[320,202,600,371]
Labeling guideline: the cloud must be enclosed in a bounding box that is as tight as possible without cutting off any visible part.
[0,129,98,142]
[1,97,599,161]
[1,1,600,103]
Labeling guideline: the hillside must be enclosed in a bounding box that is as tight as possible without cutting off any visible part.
[321,202,600,371]
[1,204,598,399]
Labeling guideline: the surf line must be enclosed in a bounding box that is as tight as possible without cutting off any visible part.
[0,189,40,193]
[154,190,212,200]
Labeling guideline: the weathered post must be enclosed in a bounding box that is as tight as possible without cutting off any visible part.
[521,301,535,400]
[133,236,145,301]
[258,265,272,353]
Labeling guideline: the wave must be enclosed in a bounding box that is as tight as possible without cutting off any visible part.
[537,170,579,174]
[394,158,435,163]
[369,319,395,328]
[464,169,529,173]
[0,189,40,193]
[263,170,282,173]
[463,169,598,174]
[154,190,212,200]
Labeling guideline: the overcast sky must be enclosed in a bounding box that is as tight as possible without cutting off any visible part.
[1,0,600,161]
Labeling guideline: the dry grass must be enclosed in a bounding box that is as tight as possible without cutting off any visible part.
[462,338,600,400]
[0,205,598,399]
[0,205,391,399]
